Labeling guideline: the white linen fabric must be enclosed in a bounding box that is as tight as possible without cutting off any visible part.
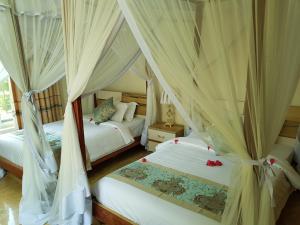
[0,0,64,224]
[0,116,144,167]
[111,102,128,122]
[49,115,143,161]
[124,102,138,121]
[0,61,9,82]
[82,19,158,146]
[118,1,300,225]
[0,0,25,91]
[130,56,160,145]
[83,20,140,96]
[93,139,235,225]
[92,137,294,225]
[98,121,134,145]
[0,168,5,179]
[49,1,121,224]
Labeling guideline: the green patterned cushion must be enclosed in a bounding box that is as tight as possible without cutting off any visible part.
[93,97,116,124]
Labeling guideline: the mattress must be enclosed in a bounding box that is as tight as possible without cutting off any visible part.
[92,138,235,225]
[92,137,294,225]
[270,143,295,163]
[0,116,145,166]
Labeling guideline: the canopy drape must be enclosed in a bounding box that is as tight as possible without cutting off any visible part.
[49,1,121,224]
[83,21,159,147]
[244,1,300,224]
[0,0,25,90]
[129,55,160,145]
[118,1,300,225]
[83,20,140,95]
[0,0,64,224]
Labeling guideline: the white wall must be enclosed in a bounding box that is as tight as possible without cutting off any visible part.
[105,71,146,94]
[58,74,300,126]
[292,80,300,106]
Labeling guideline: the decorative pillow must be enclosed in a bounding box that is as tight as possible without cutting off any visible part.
[93,97,116,124]
[124,102,138,121]
[111,102,129,122]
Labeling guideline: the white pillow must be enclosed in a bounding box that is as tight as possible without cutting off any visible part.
[124,102,138,121]
[111,102,128,122]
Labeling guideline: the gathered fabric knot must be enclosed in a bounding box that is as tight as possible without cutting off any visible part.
[22,90,35,103]
[245,157,278,207]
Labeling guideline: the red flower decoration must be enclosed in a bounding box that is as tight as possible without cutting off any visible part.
[206,160,223,167]
[174,138,179,144]
[215,160,223,166]
[206,160,216,167]
[141,158,147,163]
[269,158,276,165]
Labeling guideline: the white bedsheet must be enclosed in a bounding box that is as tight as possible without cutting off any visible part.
[92,137,295,225]
[92,138,235,225]
[0,116,145,166]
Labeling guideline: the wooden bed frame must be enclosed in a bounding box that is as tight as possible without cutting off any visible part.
[0,156,22,179]
[93,199,136,225]
[279,106,300,139]
[0,91,147,178]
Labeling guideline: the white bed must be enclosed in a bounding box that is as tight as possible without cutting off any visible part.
[0,115,145,167]
[92,137,294,225]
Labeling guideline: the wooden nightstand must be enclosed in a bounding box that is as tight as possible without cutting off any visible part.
[147,123,184,152]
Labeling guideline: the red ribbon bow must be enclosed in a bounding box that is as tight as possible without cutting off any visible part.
[269,158,276,165]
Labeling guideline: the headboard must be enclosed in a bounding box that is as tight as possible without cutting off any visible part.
[279,106,300,138]
[93,91,147,116]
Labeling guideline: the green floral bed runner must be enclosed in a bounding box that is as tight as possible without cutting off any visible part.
[108,161,228,222]
[12,130,61,152]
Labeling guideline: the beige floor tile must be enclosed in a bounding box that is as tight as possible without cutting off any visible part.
[0,147,147,225]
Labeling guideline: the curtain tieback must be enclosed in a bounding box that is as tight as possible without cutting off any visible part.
[245,157,278,207]
[22,90,35,103]
[22,91,40,114]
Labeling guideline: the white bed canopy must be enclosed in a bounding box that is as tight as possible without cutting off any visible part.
[54,0,300,224]
[119,1,300,225]
[0,0,300,225]
[0,0,158,224]
[0,0,64,224]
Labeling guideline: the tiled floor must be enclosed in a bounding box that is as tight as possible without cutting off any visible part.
[0,174,21,225]
[0,146,299,225]
[0,146,147,225]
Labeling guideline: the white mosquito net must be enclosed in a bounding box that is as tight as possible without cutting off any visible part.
[118,0,300,225]
[1,1,300,225]
[0,0,64,224]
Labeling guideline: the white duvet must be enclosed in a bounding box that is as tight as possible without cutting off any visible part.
[0,115,145,166]
[92,137,295,225]
[92,137,235,225]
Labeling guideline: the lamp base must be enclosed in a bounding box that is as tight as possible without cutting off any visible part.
[164,122,174,128]
[164,104,175,128]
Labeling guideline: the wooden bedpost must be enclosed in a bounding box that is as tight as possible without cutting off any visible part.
[72,96,86,170]
[94,93,98,108]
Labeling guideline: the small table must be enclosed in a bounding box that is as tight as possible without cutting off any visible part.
[147,123,184,152]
